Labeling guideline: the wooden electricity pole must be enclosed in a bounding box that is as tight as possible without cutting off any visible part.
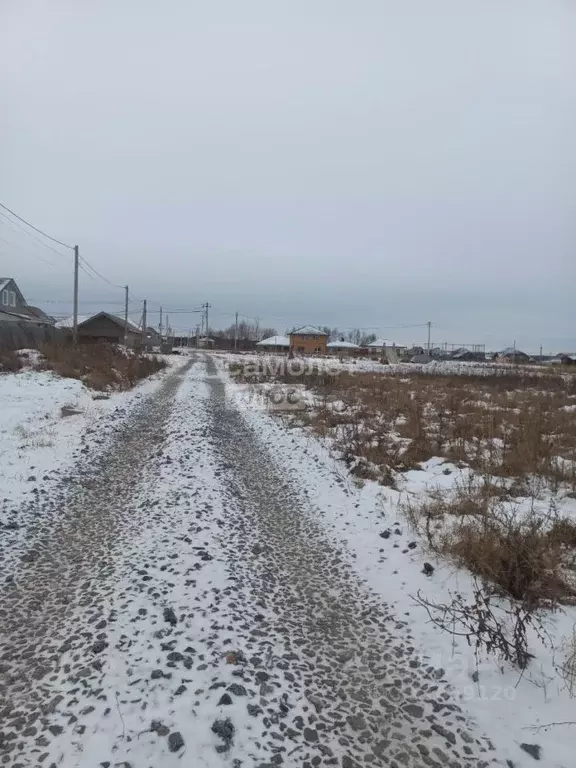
[141,299,147,346]
[72,245,79,345]
[124,285,129,344]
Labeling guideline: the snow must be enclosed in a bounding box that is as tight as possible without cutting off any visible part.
[56,311,141,333]
[223,366,576,768]
[56,314,92,328]
[0,359,182,513]
[327,340,359,349]
[256,334,290,347]
[3,353,575,766]
[291,325,328,335]
[215,350,504,377]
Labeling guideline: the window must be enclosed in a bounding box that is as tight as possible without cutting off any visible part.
[1,290,7,306]
[9,291,16,307]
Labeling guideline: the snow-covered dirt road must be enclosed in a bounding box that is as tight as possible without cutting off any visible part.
[0,356,527,767]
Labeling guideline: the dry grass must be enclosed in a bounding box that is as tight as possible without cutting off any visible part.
[0,348,23,373]
[404,478,576,606]
[233,360,576,604]
[234,362,576,491]
[38,342,167,390]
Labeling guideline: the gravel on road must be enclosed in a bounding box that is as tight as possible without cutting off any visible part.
[0,356,509,767]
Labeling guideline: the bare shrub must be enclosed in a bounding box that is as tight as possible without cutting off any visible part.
[556,625,576,697]
[39,342,167,391]
[0,348,22,373]
[414,582,546,669]
[405,480,576,606]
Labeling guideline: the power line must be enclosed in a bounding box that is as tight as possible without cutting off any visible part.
[0,201,73,249]
[0,211,70,261]
[0,233,65,270]
[79,255,125,289]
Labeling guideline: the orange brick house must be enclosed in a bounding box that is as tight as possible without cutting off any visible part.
[289,326,328,355]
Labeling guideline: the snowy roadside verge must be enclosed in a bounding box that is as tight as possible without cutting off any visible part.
[0,355,187,544]
[221,361,576,768]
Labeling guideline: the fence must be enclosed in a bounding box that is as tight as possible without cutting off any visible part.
[0,320,66,351]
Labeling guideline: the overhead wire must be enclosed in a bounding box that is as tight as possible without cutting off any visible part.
[0,233,64,270]
[0,202,73,249]
[0,211,71,262]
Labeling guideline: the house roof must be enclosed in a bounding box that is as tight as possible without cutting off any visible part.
[0,278,12,293]
[0,308,43,322]
[56,311,141,334]
[327,340,359,349]
[498,347,528,357]
[366,338,388,348]
[556,353,576,361]
[290,325,328,336]
[26,305,53,322]
[257,335,290,347]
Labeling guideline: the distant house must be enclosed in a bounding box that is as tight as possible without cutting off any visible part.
[56,312,141,345]
[553,353,576,366]
[327,340,359,356]
[362,338,407,362]
[363,338,388,357]
[257,335,290,352]
[495,347,532,365]
[289,326,328,355]
[146,327,161,346]
[0,278,54,325]
[451,347,484,362]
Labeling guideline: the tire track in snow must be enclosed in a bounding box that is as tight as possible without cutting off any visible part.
[0,361,193,766]
[204,355,506,768]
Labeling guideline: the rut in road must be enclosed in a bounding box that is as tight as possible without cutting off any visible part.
[0,362,192,735]
[206,357,503,768]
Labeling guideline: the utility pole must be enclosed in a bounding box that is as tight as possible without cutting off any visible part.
[255,316,260,342]
[159,306,163,338]
[166,315,170,342]
[72,245,79,345]
[426,321,432,352]
[202,302,211,338]
[234,311,239,351]
[141,299,147,347]
[196,323,200,347]
[124,285,129,344]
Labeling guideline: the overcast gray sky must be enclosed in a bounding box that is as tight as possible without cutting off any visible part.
[1,0,574,351]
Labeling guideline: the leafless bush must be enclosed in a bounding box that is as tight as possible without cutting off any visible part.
[414,582,547,669]
[556,625,576,697]
[405,480,576,606]
[39,342,167,390]
[0,348,22,373]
